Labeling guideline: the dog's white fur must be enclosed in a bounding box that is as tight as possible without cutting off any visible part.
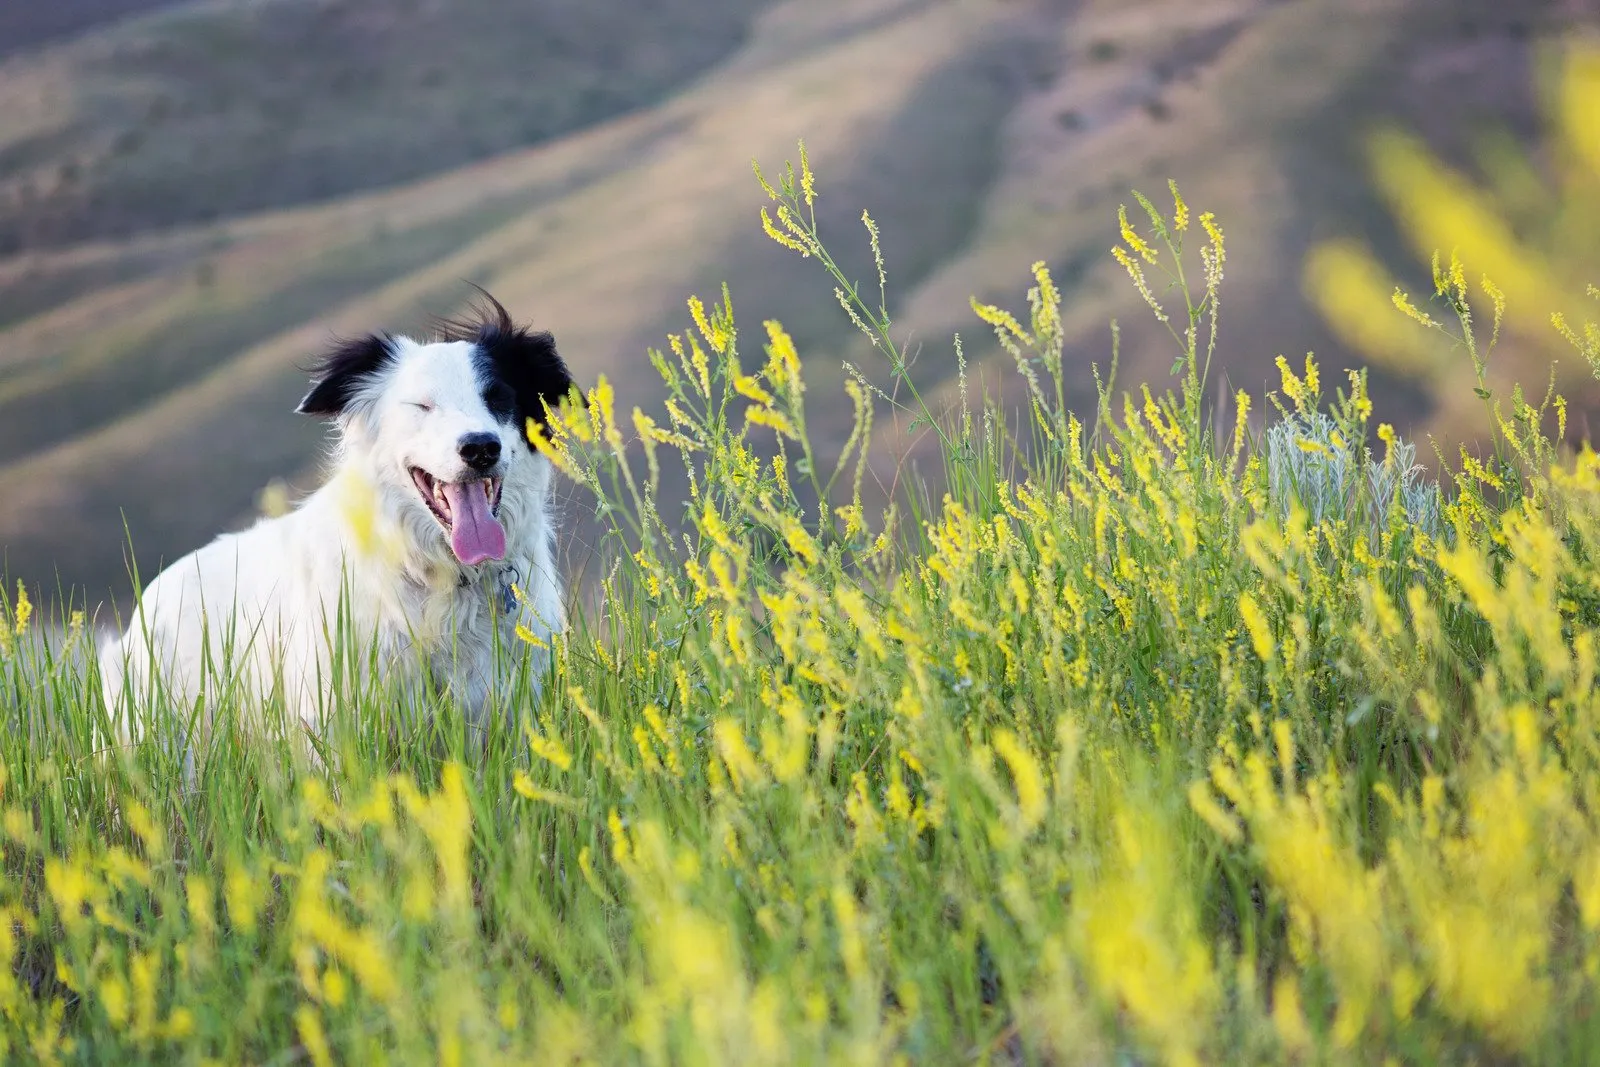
[100,318,569,748]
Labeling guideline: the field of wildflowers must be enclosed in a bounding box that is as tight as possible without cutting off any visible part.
[3,147,1600,1064]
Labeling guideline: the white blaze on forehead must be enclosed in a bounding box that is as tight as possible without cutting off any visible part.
[377,337,510,566]
[386,339,489,413]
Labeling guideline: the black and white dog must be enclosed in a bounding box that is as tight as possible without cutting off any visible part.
[100,292,576,742]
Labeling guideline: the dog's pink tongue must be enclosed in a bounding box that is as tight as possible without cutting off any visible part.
[441,482,505,565]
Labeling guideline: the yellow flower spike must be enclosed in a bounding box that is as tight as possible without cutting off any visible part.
[832,882,869,981]
[186,873,216,938]
[1187,780,1243,844]
[396,764,473,919]
[761,206,811,256]
[751,158,779,202]
[1481,274,1507,345]
[1231,390,1252,460]
[688,295,727,356]
[1391,965,1424,1023]
[1200,210,1225,255]
[525,417,584,482]
[1272,720,1296,788]
[101,975,130,1028]
[1118,204,1159,264]
[1078,806,1216,1067]
[724,612,752,667]
[832,503,864,538]
[577,846,607,898]
[1559,43,1600,175]
[43,860,92,932]
[1377,422,1398,465]
[992,730,1047,835]
[1275,355,1304,407]
[685,334,713,401]
[13,581,31,636]
[1271,974,1312,1054]
[587,375,623,453]
[125,802,166,862]
[162,1009,195,1041]
[1007,568,1031,614]
[527,726,573,771]
[632,406,659,464]
[1392,288,1441,328]
[295,1006,335,1067]
[713,719,765,793]
[1168,180,1191,232]
[746,405,798,439]
[512,773,581,809]
[131,949,161,1036]
[969,297,1031,342]
[1347,368,1373,421]
[224,864,262,937]
[1239,592,1274,664]
[775,203,806,239]
[547,391,592,445]
[733,374,775,408]
[1301,353,1319,399]
[778,517,821,567]
[836,586,886,659]
[1111,246,1170,323]
[798,138,816,207]
[762,319,803,396]
[102,846,151,890]
[1031,259,1061,331]
[322,968,348,1009]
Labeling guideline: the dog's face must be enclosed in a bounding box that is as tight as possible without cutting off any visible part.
[297,293,575,568]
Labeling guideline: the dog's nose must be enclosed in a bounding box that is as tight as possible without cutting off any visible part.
[458,432,501,473]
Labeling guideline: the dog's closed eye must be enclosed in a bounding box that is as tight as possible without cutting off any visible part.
[407,400,435,413]
[483,381,515,419]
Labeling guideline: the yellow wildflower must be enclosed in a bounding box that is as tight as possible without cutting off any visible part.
[527,727,573,771]
[13,581,31,635]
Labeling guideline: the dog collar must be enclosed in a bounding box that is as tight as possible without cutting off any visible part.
[460,564,521,615]
[499,568,519,615]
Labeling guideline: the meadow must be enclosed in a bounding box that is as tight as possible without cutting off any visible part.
[3,151,1600,1064]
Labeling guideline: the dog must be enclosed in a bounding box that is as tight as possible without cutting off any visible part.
[99,292,576,751]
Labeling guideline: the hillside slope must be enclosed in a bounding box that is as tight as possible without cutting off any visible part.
[0,0,183,60]
[0,0,777,250]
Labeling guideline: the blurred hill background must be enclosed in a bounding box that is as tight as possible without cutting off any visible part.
[0,0,1597,601]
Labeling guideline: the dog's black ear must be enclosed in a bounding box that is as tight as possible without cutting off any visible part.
[439,288,578,444]
[483,328,577,433]
[296,334,394,417]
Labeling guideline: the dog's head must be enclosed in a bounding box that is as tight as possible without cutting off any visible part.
[297,291,576,568]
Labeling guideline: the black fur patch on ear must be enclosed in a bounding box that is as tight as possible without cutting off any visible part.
[437,287,578,448]
[296,334,395,417]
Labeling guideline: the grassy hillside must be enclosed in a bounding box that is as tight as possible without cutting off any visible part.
[0,0,778,250]
[0,0,1593,600]
[0,0,183,61]
[3,178,1600,1062]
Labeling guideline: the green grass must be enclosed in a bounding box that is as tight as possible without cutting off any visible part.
[3,155,1600,1064]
